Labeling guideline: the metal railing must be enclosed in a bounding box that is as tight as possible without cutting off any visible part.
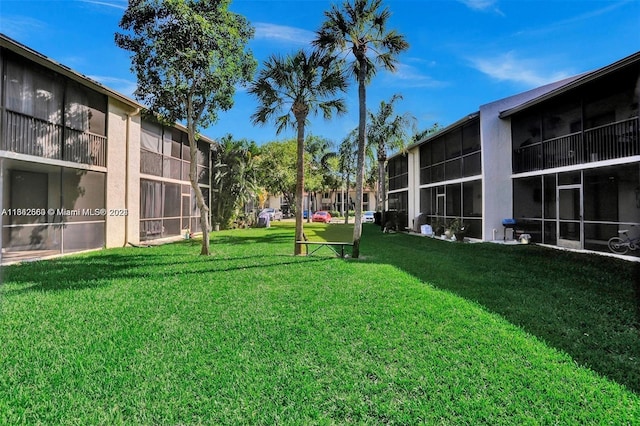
[64,127,107,167]
[514,116,639,173]
[2,110,107,167]
[584,117,639,162]
[544,132,583,169]
[2,110,63,160]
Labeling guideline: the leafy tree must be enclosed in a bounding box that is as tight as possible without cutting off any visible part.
[256,139,325,218]
[367,94,414,212]
[256,140,298,214]
[412,122,442,143]
[314,0,408,258]
[249,49,347,255]
[211,134,259,229]
[115,0,256,255]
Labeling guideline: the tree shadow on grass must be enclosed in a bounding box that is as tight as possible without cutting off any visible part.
[358,226,640,394]
[1,249,330,296]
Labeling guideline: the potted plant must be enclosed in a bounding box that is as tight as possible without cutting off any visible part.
[448,218,468,242]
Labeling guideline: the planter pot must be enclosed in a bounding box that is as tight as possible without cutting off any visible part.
[454,232,466,242]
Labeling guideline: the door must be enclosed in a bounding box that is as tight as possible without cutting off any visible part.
[557,185,583,249]
[436,193,445,222]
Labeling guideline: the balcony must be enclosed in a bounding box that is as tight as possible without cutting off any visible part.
[514,116,639,173]
[2,110,107,167]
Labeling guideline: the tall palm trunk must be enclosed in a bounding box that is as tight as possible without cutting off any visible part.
[352,58,367,258]
[294,110,306,256]
[377,157,386,213]
[344,173,350,225]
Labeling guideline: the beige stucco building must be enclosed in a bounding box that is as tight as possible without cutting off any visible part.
[0,34,212,263]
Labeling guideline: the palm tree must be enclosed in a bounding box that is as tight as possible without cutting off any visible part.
[338,129,358,224]
[314,0,409,258]
[367,94,414,213]
[211,135,260,229]
[306,135,338,219]
[249,49,347,255]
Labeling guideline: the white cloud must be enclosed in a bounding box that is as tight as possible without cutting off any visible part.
[0,16,47,39]
[78,0,127,10]
[468,52,572,87]
[513,1,630,37]
[253,22,315,46]
[458,0,504,16]
[89,75,138,98]
[385,63,448,88]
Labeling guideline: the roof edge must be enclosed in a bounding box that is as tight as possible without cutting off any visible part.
[389,111,480,160]
[0,33,217,145]
[499,50,640,118]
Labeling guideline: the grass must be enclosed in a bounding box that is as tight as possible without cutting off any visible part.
[0,223,638,424]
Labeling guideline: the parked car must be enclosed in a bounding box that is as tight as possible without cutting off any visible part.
[259,208,283,221]
[312,211,332,223]
[363,210,376,223]
[303,210,312,219]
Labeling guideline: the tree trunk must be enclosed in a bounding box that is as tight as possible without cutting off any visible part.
[188,133,210,255]
[377,159,385,213]
[294,113,306,256]
[344,174,350,225]
[352,60,367,258]
[186,109,210,255]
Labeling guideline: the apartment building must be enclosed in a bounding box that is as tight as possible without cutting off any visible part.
[0,34,211,263]
[389,51,640,256]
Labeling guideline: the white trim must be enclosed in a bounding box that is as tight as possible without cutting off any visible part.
[418,174,483,190]
[0,150,108,172]
[387,188,408,195]
[511,156,640,179]
[139,173,210,187]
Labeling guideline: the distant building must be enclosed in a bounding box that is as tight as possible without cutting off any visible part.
[266,187,377,217]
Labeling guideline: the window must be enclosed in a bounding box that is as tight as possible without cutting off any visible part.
[140,119,210,183]
[514,177,542,219]
[446,184,461,217]
[141,120,162,153]
[3,164,105,254]
[65,83,107,136]
[462,121,480,154]
[444,129,462,160]
[388,156,408,190]
[6,59,63,124]
[463,181,481,217]
[418,117,481,184]
[62,169,106,222]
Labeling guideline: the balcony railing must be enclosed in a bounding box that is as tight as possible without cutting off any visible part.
[584,117,639,162]
[64,127,107,167]
[2,109,63,160]
[514,116,639,173]
[2,110,107,167]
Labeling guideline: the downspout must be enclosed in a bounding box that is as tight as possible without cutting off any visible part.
[124,107,141,246]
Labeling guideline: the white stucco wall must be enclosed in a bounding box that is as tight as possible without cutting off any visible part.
[479,102,514,240]
[105,99,140,248]
[479,77,584,241]
[407,149,420,230]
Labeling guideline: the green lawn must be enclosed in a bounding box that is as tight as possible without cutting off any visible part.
[1,223,638,424]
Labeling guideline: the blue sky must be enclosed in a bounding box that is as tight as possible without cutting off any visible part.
[1,0,639,146]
